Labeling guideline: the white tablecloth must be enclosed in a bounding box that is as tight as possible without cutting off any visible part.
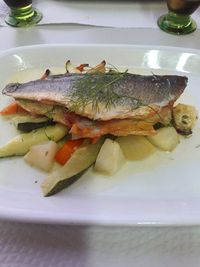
[0,2,200,267]
[1,221,200,267]
[0,0,200,28]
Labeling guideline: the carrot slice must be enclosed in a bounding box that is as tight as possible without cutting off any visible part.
[0,102,27,115]
[76,64,89,72]
[55,139,83,165]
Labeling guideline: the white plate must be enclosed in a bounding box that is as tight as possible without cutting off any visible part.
[0,44,200,226]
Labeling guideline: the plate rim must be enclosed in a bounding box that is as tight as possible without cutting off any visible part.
[0,43,200,58]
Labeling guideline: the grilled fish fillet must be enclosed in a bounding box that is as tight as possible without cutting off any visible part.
[3,73,187,120]
[2,73,188,138]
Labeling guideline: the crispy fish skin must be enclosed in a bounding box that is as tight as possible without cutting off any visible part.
[2,73,188,121]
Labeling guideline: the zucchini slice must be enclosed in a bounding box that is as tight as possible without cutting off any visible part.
[0,124,68,158]
[41,139,104,196]
[9,114,55,132]
[17,120,55,132]
[11,114,49,125]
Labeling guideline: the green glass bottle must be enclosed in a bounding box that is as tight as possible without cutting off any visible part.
[158,0,200,35]
[3,0,42,27]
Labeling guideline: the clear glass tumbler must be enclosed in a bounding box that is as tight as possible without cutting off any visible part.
[3,0,42,27]
[158,0,200,35]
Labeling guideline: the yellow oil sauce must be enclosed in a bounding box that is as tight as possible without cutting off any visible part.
[8,67,66,83]
[65,149,175,196]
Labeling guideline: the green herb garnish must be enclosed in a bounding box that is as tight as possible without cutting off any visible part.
[69,70,146,113]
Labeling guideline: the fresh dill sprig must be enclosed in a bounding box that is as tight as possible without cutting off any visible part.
[68,70,168,125]
[69,70,130,113]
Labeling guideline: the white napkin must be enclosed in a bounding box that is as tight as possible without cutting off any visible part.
[0,0,168,28]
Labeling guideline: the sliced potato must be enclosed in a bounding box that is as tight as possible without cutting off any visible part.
[24,141,58,172]
[116,135,156,160]
[94,138,125,175]
[147,127,180,151]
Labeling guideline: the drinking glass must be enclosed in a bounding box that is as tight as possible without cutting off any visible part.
[3,0,42,27]
[158,0,200,35]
